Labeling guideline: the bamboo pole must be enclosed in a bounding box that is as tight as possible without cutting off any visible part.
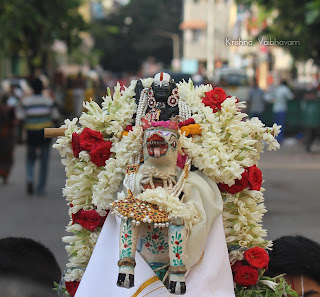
[44,128,67,138]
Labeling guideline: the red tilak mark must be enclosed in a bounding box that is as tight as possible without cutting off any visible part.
[160,72,163,81]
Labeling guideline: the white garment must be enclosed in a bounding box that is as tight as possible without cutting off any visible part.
[75,214,235,297]
[75,171,235,297]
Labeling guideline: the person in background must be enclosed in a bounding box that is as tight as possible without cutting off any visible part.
[248,80,265,121]
[8,84,25,144]
[73,72,86,117]
[0,95,16,184]
[265,80,294,143]
[266,235,320,297]
[18,78,60,195]
[0,237,61,297]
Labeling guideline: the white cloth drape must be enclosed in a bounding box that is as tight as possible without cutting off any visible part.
[75,214,235,297]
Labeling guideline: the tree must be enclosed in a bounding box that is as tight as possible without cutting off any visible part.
[237,0,320,65]
[92,0,183,72]
[0,0,87,75]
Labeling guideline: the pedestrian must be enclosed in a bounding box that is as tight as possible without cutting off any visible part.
[265,80,294,143]
[248,80,265,121]
[18,78,60,195]
[73,72,86,117]
[266,235,320,297]
[0,94,16,184]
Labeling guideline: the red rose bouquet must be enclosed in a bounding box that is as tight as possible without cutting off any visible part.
[232,247,270,287]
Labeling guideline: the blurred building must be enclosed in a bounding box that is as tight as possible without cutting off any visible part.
[180,0,236,78]
[180,0,299,89]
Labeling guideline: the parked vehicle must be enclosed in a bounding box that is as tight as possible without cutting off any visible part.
[213,68,250,102]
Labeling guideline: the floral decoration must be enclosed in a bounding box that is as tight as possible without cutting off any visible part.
[218,165,263,194]
[247,165,263,191]
[79,127,104,151]
[234,265,259,286]
[71,133,81,158]
[72,209,108,232]
[218,171,249,194]
[65,281,80,296]
[244,246,269,269]
[202,87,227,112]
[232,246,269,287]
[53,78,294,296]
[121,220,133,258]
[89,141,112,167]
[171,231,183,266]
[142,228,169,255]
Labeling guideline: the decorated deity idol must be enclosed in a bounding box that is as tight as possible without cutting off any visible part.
[52,72,297,297]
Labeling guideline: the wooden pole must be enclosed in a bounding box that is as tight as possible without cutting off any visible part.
[44,128,67,138]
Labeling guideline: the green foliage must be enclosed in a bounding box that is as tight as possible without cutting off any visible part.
[0,0,87,74]
[91,0,183,72]
[53,281,69,295]
[237,0,320,64]
[234,275,298,297]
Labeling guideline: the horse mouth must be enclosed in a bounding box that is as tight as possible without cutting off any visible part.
[146,134,168,158]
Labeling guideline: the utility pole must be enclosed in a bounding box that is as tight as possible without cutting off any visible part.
[207,0,215,80]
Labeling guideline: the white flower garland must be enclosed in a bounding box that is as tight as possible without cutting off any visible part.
[54,77,281,287]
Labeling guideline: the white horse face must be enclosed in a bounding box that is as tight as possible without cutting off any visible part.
[143,128,179,160]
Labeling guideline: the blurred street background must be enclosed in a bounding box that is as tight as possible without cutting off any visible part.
[0,0,320,291]
[1,140,320,271]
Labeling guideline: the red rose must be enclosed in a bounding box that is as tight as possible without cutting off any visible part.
[71,133,81,158]
[65,281,80,296]
[247,165,263,191]
[244,247,269,269]
[145,242,151,247]
[231,261,245,274]
[72,209,108,231]
[79,127,104,151]
[234,266,259,286]
[202,87,227,112]
[125,125,133,132]
[218,170,249,194]
[89,141,112,167]
[158,245,164,251]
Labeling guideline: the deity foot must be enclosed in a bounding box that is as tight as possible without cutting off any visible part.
[168,273,186,295]
[117,258,136,288]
